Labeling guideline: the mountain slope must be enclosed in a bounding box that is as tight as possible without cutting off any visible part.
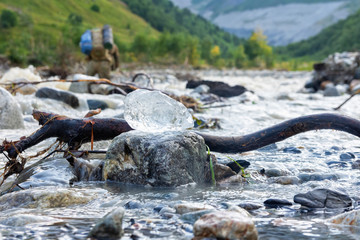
[276,9,360,60]
[171,0,360,46]
[121,0,243,57]
[0,0,159,65]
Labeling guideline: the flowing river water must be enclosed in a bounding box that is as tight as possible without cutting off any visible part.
[0,69,360,239]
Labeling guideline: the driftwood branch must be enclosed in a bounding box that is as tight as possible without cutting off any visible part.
[2,112,360,183]
[2,110,133,159]
[198,113,360,153]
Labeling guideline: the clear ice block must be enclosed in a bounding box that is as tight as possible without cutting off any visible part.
[124,89,193,132]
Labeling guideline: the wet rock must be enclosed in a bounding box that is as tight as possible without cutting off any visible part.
[0,87,24,129]
[87,99,109,110]
[213,164,237,181]
[186,80,247,97]
[226,159,251,173]
[264,168,290,178]
[175,202,215,214]
[153,204,165,212]
[257,143,277,152]
[0,188,97,210]
[298,173,339,183]
[294,188,352,209]
[277,92,294,101]
[218,174,246,184]
[103,131,209,187]
[272,176,300,185]
[159,206,176,218]
[237,203,262,211]
[264,199,293,208]
[193,206,257,240]
[88,207,124,239]
[180,209,215,224]
[340,152,355,161]
[35,87,79,108]
[352,160,360,169]
[283,147,301,154]
[323,85,340,97]
[326,161,349,168]
[124,200,143,209]
[191,84,210,94]
[0,214,58,226]
[327,209,360,226]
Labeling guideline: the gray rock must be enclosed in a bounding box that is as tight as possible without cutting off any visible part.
[0,87,24,129]
[180,209,215,224]
[294,188,352,209]
[0,188,96,210]
[352,160,360,169]
[192,84,210,94]
[175,202,215,214]
[264,168,289,178]
[88,207,125,238]
[103,131,209,186]
[264,199,293,208]
[298,173,339,183]
[35,87,79,108]
[237,203,262,211]
[87,99,109,110]
[323,85,340,97]
[272,176,300,185]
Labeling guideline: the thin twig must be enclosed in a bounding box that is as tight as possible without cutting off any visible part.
[334,89,360,110]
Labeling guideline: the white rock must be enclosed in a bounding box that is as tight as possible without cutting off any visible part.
[0,87,24,129]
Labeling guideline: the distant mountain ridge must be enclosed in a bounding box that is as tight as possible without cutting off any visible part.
[171,0,360,46]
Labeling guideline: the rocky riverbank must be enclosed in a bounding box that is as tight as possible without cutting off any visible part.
[0,66,360,239]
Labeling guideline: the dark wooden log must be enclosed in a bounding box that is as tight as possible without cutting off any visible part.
[5,110,133,159]
[198,113,360,153]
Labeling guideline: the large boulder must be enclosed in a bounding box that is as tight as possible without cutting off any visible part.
[0,87,24,129]
[193,206,258,240]
[294,188,352,209]
[35,87,79,108]
[103,131,209,186]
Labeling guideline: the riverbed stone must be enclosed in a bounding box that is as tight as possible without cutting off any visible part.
[35,87,79,108]
[298,173,339,183]
[193,206,258,240]
[103,130,209,187]
[352,160,360,169]
[0,87,24,129]
[88,207,125,239]
[0,214,58,226]
[264,199,293,208]
[186,80,247,97]
[0,188,97,210]
[264,168,290,178]
[327,209,360,226]
[293,188,352,209]
[175,202,215,214]
[272,176,300,185]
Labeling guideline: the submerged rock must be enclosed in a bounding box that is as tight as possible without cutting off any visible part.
[264,199,293,208]
[293,188,352,209]
[175,202,215,214]
[88,207,125,239]
[0,188,97,210]
[0,214,59,226]
[0,87,24,129]
[327,209,360,226]
[193,206,258,240]
[103,131,209,186]
[35,87,79,108]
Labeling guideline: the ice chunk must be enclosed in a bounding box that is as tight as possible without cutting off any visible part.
[124,89,193,132]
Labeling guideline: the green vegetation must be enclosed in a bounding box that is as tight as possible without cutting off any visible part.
[0,0,158,66]
[0,0,276,69]
[90,4,100,13]
[0,9,17,29]
[276,9,360,61]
